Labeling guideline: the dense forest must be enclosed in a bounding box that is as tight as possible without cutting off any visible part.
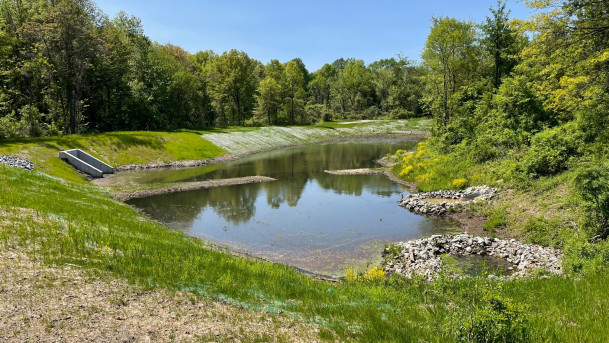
[0,0,427,136]
[392,0,609,250]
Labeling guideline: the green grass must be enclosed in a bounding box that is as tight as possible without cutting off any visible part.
[0,131,227,181]
[2,163,609,341]
[2,122,608,341]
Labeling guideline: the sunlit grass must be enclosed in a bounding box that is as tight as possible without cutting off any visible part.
[0,131,227,181]
[2,164,609,341]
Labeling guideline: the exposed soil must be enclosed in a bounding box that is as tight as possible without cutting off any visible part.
[113,176,277,201]
[324,168,416,192]
[0,249,323,343]
[324,168,386,176]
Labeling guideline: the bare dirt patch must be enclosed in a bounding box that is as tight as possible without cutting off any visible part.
[0,250,323,342]
[114,176,277,201]
[324,168,386,176]
[324,168,415,193]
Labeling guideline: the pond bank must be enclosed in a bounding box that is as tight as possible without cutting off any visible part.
[383,234,563,280]
[114,133,429,172]
[112,176,277,201]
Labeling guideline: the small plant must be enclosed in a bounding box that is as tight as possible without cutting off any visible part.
[452,178,469,190]
[344,267,359,283]
[364,266,386,282]
[457,292,529,342]
[574,163,609,239]
[343,266,386,283]
[483,209,507,232]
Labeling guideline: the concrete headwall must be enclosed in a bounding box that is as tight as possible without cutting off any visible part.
[59,149,114,178]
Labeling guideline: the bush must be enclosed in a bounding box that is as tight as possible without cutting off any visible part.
[562,237,609,275]
[0,112,20,138]
[523,216,564,248]
[457,292,529,342]
[483,209,507,232]
[522,123,581,177]
[19,105,46,137]
[344,266,386,283]
[387,108,412,119]
[452,178,469,190]
[362,106,380,119]
[305,104,332,123]
[574,163,609,238]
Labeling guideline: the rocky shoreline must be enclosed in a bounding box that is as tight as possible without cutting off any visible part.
[0,155,34,171]
[383,234,563,280]
[399,185,497,216]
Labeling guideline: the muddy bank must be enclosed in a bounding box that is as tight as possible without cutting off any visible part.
[324,168,416,191]
[324,168,386,176]
[114,176,276,201]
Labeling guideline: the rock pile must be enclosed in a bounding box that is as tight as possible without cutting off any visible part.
[0,155,34,171]
[383,234,562,280]
[399,185,496,215]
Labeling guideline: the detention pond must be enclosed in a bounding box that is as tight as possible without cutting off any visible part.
[122,141,461,276]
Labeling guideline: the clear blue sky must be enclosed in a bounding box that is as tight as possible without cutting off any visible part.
[95,0,533,72]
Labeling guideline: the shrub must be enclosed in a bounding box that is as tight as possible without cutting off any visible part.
[305,104,332,123]
[0,112,20,138]
[483,209,507,232]
[523,216,563,248]
[562,237,609,275]
[362,106,380,119]
[574,163,609,239]
[343,266,386,283]
[388,108,412,119]
[452,178,469,190]
[522,123,581,177]
[457,292,529,342]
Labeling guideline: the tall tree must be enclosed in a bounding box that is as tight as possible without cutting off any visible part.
[254,76,281,125]
[481,0,521,89]
[207,50,257,127]
[422,16,479,130]
[284,60,305,125]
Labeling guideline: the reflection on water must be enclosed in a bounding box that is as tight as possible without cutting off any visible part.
[126,141,461,276]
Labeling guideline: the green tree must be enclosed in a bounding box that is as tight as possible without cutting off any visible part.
[284,60,306,125]
[255,77,281,125]
[207,50,258,127]
[481,0,522,89]
[422,17,479,131]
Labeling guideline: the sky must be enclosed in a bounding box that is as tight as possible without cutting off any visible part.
[94,0,534,72]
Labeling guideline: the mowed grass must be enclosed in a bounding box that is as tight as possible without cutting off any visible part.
[0,131,227,181]
[2,164,609,341]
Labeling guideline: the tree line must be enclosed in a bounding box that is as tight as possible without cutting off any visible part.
[0,0,426,137]
[421,0,609,165]
[2,0,605,151]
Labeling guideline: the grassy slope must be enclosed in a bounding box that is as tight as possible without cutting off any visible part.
[203,119,431,155]
[1,120,608,341]
[2,166,608,341]
[0,131,227,182]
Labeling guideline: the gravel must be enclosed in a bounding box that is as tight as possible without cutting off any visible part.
[0,155,34,171]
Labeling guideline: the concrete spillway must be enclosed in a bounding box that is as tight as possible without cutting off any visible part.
[59,149,114,178]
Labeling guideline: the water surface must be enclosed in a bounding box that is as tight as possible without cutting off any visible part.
[126,141,460,276]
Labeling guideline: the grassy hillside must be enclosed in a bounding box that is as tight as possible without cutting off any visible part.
[0,119,607,340]
[0,131,227,182]
[1,165,608,341]
[202,119,431,155]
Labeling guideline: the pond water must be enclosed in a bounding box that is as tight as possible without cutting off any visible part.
[451,255,515,277]
[125,141,461,276]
